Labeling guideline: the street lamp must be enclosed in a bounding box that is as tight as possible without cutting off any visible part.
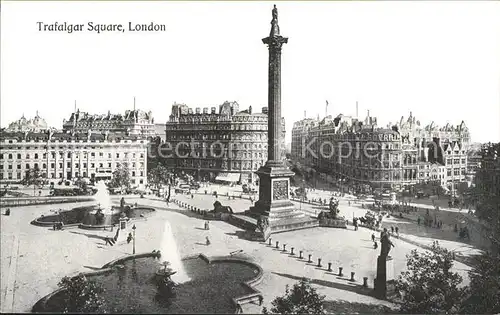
[132,224,136,254]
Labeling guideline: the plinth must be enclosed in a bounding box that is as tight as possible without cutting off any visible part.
[249,162,318,235]
[374,255,395,299]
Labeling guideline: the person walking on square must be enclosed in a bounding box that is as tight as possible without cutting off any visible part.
[258,295,263,306]
[373,241,378,249]
[395,226,399,237]
[371,233,376,242]
[206,236,211,246]
[391,226,394,234]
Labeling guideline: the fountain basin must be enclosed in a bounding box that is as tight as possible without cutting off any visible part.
[32,253,263,314]
[31,205,155,229]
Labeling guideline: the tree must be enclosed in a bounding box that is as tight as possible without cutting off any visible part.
[263,278,325,314]
[21,165,45,196]
[74,177,88,191]
[395,241,467,314]
[109,163,131,190]
[148,164,170,191]
[58,274,107,313]
[460,142,500,314]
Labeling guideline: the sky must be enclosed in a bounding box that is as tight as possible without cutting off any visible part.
[1,1,500,144]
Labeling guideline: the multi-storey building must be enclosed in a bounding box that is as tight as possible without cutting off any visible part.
[291,111,470,193]
[163,101,286,184]
[0,123,148,188]
[62,108,156,138]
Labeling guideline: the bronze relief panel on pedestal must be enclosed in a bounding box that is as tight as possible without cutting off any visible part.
[273,179,288,200]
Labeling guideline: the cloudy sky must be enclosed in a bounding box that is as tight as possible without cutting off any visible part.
[2,1,499,143]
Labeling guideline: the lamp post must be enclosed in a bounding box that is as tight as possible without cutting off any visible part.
[132,224,136,254]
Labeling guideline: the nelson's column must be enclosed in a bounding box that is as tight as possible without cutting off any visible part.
[249,5,318,235]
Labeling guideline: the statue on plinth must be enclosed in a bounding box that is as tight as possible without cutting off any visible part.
[380,228,395,258]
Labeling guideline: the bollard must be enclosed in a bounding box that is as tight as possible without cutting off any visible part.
[291,247,295,255]
[299,251,303,259]
[350,272,356,282]
[338,267,343,277]
[363,277,368,288]
[317,258,322,268]
[328,262,332,272]
[283,244,287,252]
[276,241,279,249]
[308,254,312,263]
[269,238,272,246]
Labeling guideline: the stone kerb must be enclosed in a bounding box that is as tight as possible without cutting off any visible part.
[33,252,265,314]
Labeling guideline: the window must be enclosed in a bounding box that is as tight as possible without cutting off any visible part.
[59,173,63,178]
[108,153,112,158]
[75,163,79,168]
[67,152,71,158]
[99,152,103,157]
[91,163,95,168]
[116,153,120,158]
[108,163,112,168]
[8,154,13,159]
[17,154,21,159]
[0,154,3,159]
[140,171,144,177]
[59,163,63,168]
[26,154,30,159]
[34,163,39,169]
[132,171,136,177]
[51,152,55,159]
[99,163,103,168]
[17,172,21,180]
[51,163,55,169]
[140,153,144,158]
[26,164,30,169]
[139,179,143,184]
[17,164,21,170]
[42,163,47,169]
[91,152,96,158]
[67,162,71,168]
[0,173,2,180]
[43,153,47,159]
[83,163,87,168]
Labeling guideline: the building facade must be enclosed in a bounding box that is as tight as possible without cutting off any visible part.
[62,108,156,138]
[0,129,148,188]
[291,111,470,192]
[163,101,286,184]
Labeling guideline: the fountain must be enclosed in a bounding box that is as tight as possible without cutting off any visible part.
[158,221,190,284]
[31,180,155,229]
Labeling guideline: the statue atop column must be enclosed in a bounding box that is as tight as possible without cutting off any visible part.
[270,4,280,37]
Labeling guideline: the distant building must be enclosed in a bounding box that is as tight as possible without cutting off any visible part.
[163,101,286,184]
[475,143,500,186]
[4,112,55,133]
[291,111,470,193]
[62,107,155,138]
[0,129,148,187]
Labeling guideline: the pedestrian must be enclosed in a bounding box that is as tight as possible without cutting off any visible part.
[395,226,399,236]
[127,232,133,244]
[258,295,263,306]
[391,226,394,234]
[371,233,375,242]
[206,236,211,246]
[373,241,378,249]
[417,217,421,225]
